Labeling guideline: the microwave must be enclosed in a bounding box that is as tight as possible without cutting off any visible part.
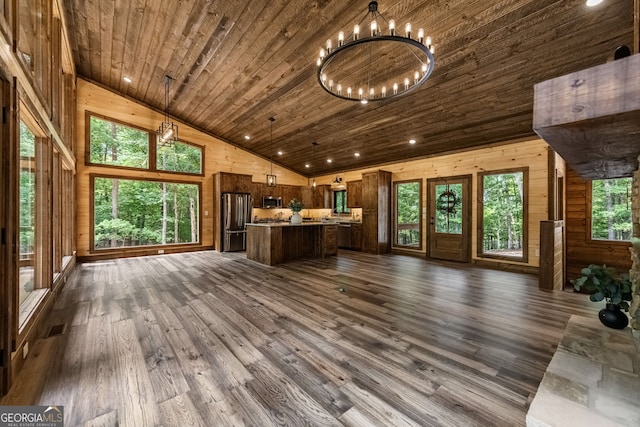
[262,196,282,209]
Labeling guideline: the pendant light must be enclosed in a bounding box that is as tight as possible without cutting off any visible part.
[266,117,277,187]
[311,141,318,188]
[157,75,178,147]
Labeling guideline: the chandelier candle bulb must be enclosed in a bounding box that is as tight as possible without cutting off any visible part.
[381,86,386,96]
[358,88,363,99]
[405,23,411,38]
[329,80,334,90]
[347,87,352,97]
[404,78,409,89]
[414,71,419,84]
[338,31,344,46]
[354,24,360,40]
[319,48,325,59]
[337,84,342,95]
[389,20,395,35]
[393,83,398,94]
[326,39,332,53]
[369,87,375,98]
[371,20,377,36]
[418,28,424,43]
[426,36,432,47]
[430,45,435,54]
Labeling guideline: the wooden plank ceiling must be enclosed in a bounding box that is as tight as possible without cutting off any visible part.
[62,0,635,176]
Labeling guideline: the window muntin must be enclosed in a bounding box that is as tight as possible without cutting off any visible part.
[590,178,632,241]
[333,190,349,214]
[394,181,422,248]
[92,177,200,250]
[478,169,528,261]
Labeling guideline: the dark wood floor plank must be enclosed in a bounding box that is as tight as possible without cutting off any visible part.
[2,250,600,426]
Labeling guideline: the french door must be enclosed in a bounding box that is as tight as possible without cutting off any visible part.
[428,175,471,262]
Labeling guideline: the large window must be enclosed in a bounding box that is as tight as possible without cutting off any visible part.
[92,177,200,250]
[333,190,349,214]
[394,180,422,248]
[89,115,149,169]
[478,168,528,261]
[87,113,203,175]
[157,140,202,174]
[19,121,36,306]
[590,178,632,241]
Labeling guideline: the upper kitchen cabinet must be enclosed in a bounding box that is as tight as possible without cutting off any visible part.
[300,185,331,209]
[314,185,331,209]
[362,171,392,254]
[281,185,302,207]
[347,180,362,208]
[251,182,263,208]
[216,172,252,193]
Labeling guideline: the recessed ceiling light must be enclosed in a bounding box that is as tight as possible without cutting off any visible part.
[123,76,132,83]
[244,135,250,140]
[305,163,310,168]
[354,152,360,157]
[409,139,416,144]
[327,159,332,163]
[277,150,283,155]
[585,0,603,6]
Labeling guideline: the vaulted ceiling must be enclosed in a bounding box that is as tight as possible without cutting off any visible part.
[63,0,635,176]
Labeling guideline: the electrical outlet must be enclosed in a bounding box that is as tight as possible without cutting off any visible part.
[204,210,209,216]
[23,342,29,359]
[158,249,164,254]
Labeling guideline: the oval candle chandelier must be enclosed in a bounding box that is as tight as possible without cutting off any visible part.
[316,1,435,104]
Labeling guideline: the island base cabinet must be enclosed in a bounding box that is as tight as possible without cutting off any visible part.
[246,224,337,266]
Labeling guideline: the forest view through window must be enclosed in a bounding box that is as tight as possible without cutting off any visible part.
[93,177,199,249]
[591,178,632,241]
[395,181,421,247]
[479,170,527,260]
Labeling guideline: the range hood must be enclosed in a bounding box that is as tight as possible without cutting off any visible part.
[533,54,640,180]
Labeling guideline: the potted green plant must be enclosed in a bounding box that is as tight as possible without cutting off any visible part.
[570,264,633,329]
[287,198,304,224]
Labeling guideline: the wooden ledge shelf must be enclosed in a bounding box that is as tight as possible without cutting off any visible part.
[533,54,640,179]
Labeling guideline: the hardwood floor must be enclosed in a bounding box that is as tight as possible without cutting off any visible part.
[1,250,598,426]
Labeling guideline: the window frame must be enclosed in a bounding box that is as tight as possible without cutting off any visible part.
[393,179,423,250]
[587,177,632,243]
[477,167,529,263]
[85,111,205,177]
[89,173,203,253]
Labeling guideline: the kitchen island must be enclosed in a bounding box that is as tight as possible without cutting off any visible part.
[246,223,337,266]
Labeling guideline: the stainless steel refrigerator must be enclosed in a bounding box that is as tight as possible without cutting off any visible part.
[221,193,252,252]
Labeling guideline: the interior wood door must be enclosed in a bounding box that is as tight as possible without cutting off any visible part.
[428,176,471,262]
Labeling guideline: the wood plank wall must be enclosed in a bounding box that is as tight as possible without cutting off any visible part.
[75,79,308,258]
[331,139,551,268]
[565,167,632,284]
[76,83,555,269]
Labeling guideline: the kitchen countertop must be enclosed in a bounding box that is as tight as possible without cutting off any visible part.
[247,222,332,227]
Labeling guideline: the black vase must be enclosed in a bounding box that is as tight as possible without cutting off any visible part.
[598,303,629,329]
